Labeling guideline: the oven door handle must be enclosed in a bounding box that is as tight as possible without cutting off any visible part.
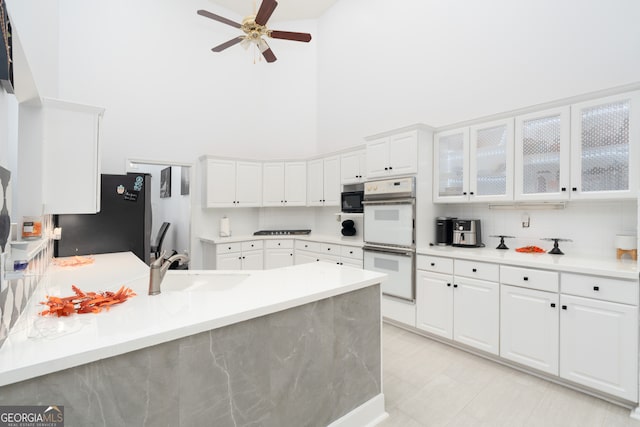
[363,245,414,257]
[362,198,415,206]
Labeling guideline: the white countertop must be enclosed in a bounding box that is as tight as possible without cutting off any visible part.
[200,233,365,248]
[418,245,638,280]
[0,252,385,387]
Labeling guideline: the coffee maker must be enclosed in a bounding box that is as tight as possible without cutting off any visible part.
[452,219,482,247]
[435,217,455,245]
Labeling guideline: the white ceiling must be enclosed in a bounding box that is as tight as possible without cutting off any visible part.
[207,0,339,21]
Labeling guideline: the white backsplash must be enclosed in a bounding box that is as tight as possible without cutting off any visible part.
[197,200,635,260]
[438,200,637,259]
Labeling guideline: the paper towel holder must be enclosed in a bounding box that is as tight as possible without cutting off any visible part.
[219,217,231,237]
[615,234,637,260]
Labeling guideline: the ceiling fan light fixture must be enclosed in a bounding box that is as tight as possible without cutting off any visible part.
[197,0,312,63]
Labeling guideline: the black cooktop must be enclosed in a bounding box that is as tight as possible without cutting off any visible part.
[253,229,311,236]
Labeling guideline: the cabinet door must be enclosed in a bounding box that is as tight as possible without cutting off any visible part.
[388,130,418,176]
[284,162,307,206]
[469,119,514,202]
[235,161,262,207]
[366,137,390,178]
[559,294,638,401]
[322,156,341,206]
[514,107,570,201]
[453,277,499,355]
[340,150,365,184]
[416,271,454,339]
[306,159,324,206]
[500,285,559,375]
[570,91,640,200]
[241,250,264,270]
[264,248,294,269]
[204,159,237,208]
[295,251,319,265]
[262,162,285,206]
[433,128,469,203]
[42,100,103,214]
[217,252,242,270]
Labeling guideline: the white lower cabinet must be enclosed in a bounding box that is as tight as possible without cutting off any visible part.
[264,240,294,269]
[208,241,264,270]
[416,255,639,402]
[416,257,499,355]
[416,271,453,339]
[559,294,638,401]
[453,277,499,355]
[500,285,559,375]
[294,240,363,267]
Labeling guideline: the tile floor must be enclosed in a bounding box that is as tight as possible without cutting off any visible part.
[379,323,640,427]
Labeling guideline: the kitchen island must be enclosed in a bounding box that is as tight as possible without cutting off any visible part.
[0,252,387,427]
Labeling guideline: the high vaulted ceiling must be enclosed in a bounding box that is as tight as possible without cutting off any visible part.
[207,0,339,21]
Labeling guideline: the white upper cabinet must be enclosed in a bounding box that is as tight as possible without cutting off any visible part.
[264,162,307,207]
[307,156,339,207]
[366,130,418,178]
[514,107,571,201]
[323,156,340,206]
[433,128,470,203]
[203,159,262,208]
[569,91,640,200]
[340,149,366,184]
[434,120,514,203]
[42,98,104,214]
[469,118,514,202]
[307,159,324,206]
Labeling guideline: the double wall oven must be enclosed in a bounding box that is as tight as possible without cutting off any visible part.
[363,177,416,302]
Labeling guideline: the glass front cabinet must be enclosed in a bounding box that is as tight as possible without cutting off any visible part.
[514,107,571,201]
[469,118,514,203]
[570,91,639,200]
[434,128,470,203]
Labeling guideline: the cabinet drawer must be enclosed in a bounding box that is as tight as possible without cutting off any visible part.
[295,240,321,252]
[501,265,559,293]
[321,243,341,255]
[241,240,263,251]
[216,242,242,254]
[561,273,638,305]
[454,259,499,282]
[417,255,453,275]
[341,246,363,260]
[265,239,293,249]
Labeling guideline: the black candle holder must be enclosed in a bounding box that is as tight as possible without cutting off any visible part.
[541,238,573,255]
[490,235,515,250]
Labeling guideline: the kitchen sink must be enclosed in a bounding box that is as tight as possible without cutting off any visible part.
[161,271,250,292]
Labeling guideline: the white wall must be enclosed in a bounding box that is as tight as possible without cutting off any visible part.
[53,0,318,173]
[317,0,640,152]
[440,201,637,259]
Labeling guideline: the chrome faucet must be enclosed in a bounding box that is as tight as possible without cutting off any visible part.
[148,252,190,295]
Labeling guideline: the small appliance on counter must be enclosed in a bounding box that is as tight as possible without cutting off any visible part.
[452,219,483,247]
[435,217,455,245]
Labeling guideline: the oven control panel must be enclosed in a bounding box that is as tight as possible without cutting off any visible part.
[365,177,415,198]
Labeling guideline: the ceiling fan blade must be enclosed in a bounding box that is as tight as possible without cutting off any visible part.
[258,39,277,63]
[255,0,278,26]
[197,9,241,29]
[211,36,245,52]
[269,30,312,43]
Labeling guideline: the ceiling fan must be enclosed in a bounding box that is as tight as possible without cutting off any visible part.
[197,0,312,63]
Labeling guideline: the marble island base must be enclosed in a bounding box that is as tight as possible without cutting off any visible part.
[0,285,384,427]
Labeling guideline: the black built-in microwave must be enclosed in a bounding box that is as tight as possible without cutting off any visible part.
[341,190,364,213]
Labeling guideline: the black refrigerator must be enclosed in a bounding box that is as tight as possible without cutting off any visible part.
[55,173,152,264]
